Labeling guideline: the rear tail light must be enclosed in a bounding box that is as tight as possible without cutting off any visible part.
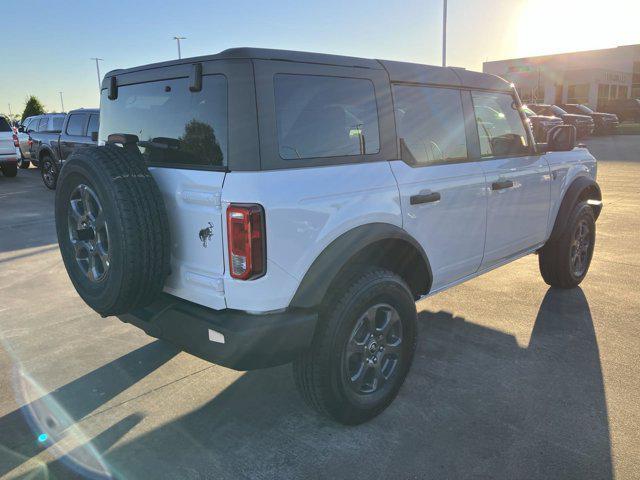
[28,138,33,147]
[12,134,19,148]
[226,204,266,280]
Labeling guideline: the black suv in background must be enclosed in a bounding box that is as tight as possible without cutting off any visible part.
[30,108,99,189]
[522,105,563,142]
[599,98,640,122]
[559,104,619,134]
[528,104,594,138]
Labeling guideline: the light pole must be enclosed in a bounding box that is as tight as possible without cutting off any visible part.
[173,36,186,59]
[59,92,65,112]
[442,0,447,67]
[7,103,11,117]
[91,58,104,92]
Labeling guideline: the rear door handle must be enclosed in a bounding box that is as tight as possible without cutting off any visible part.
[491,180,514,191]
[410,192,441,205]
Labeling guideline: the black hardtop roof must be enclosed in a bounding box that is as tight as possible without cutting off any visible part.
[103,47,512,91]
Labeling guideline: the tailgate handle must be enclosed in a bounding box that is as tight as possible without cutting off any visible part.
[410,191,441,205]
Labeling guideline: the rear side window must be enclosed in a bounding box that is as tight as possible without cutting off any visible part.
[87,114,100,137]
[26,118,39,132]
[52,116,64,132]
[472,92,530,157]
[274,74,380,160]
[66,114,87,136]
[393,85,468,165]
[0,117,11,132]
[100,75,227,167]
[38,117,49,131]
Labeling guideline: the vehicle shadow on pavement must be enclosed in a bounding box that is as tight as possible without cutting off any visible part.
[52,287,609,480]
[0,340,178,479]
[10,288,612,480]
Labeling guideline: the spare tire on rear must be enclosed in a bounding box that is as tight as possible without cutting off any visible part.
[55,144,171,316]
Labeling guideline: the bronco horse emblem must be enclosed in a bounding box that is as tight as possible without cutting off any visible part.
[199,222,214,248]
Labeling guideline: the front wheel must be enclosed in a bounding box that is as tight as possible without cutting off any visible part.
[293,268,417,425]
[539,201,596,289]
[41,155,58,189]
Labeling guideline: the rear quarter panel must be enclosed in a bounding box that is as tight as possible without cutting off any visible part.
[221,162,402,312]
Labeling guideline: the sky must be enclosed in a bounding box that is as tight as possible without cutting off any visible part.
[1,0,638,117]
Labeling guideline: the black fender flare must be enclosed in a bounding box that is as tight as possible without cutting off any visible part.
[289,223,433,309]
[39,146,58,164]
[549,176,602,243]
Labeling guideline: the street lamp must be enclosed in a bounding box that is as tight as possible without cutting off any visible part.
[91,58,104,92]
[442,0,447,67]
[59,92,65,112]
[173,36,186,59]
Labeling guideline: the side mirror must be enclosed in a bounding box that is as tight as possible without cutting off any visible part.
[546,125,576,152]
[18,126,25,133]
[91,131,98,142]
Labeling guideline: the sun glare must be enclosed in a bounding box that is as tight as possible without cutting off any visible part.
[517,0,640,58]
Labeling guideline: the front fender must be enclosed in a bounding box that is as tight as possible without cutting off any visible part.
[548,176,602,243]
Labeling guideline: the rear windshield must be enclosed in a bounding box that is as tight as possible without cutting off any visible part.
[0,117,11,132]
[100,75,228,168]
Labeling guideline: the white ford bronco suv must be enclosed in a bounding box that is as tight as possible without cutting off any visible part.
[54,48,602,424]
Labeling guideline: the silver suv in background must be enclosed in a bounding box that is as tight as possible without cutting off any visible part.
[0,115,19,177]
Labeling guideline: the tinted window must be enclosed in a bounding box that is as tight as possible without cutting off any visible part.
[87,114,100,136]
[100,75,227,167]
[0,117,11,132]
[66,114,87,136]
[274,74,380,160]
[393,85,467,165]
[472,92,530,157]
[52,116,64,132]
[27,118,39,132]
[38,117,49,131]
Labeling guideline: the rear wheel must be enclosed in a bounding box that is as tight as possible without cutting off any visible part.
[294,268,417,424]
[18,156,30,169]
[539,201,596,289]
[1,163,18,177]
[41,154,58,189]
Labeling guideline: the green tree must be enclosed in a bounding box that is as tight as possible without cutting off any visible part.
[21,95,46,121]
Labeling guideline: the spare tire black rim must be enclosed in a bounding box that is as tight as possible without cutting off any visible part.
[571,219,590,277]
[67,184,110,282]
[343,303,403,395]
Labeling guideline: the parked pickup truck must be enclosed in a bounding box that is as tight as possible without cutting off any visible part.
[30,109,99,189]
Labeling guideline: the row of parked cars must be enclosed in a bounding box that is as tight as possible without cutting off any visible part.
[523,103,620,142]
[6,108,99,187]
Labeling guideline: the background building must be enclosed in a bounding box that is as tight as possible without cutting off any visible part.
[483,44,640,109]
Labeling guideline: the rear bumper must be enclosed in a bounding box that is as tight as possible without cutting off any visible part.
[118,294,318,371]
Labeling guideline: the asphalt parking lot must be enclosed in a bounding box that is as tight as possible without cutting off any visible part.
[1,136,639,480]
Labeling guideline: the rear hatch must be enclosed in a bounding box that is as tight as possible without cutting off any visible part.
[99,74,229,310]
[0,117,16,155]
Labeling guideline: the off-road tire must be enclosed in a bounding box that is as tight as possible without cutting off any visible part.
[293,268,417,425]
[55,145,171,316]
[0,163,18,177]
[539,201,596,289]
[41,154,58,189]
